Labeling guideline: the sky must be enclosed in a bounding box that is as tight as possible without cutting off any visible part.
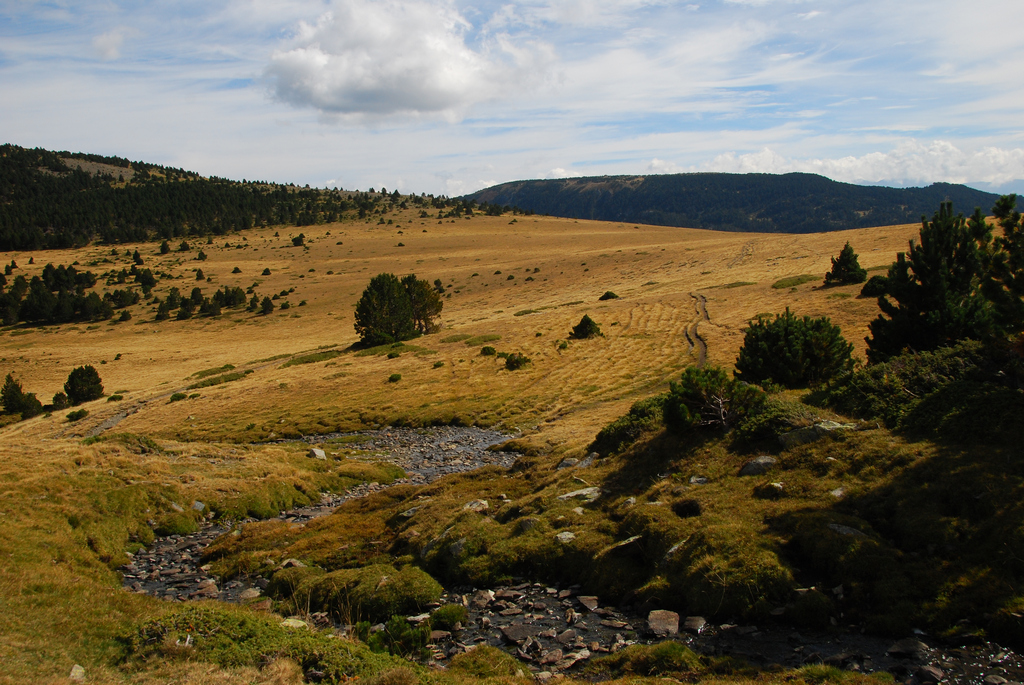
[3,0,1024,197]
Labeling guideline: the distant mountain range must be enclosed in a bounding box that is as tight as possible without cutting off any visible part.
[464,173,1009,233]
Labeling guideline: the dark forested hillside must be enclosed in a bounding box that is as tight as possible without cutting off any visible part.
[0,145,388,250]
[465,173,1006,233]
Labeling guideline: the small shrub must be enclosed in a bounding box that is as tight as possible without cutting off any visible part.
[432,361,444,368]
[118,310,132,321]
[430,604,467,630]
[387,351,401,359]
[232,266,242,274]
[107,394,123,402]
[262,267,271,276]
[388,374,402,383]
[168,392,187,403]
[734,309,854,388]
[665,366,766,432]
[505,352,530,370]
[599,291,619,300]
[51,392,69,409]
[589,394,666,455]
[590,642,704,677]
[569,314,602,339]
[860,274,889,297]
[480,346,496,356]
[734,397,817,443]
[66,408,88,422]
[771,274,817,289]
[557,340,568,350]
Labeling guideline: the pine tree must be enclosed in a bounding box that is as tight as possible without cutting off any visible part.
[569,314,602,339]
[866,202,994,363]
[354,273,416,346]
[735,309,854,387]
[824,242,867,285]
[401,274,443,334]
[260,296,274,315]
[1,373,42,417]
[64,366,103,404]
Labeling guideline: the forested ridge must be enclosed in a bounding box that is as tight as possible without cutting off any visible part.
[465,172,1010,233]
[0,144,380,250]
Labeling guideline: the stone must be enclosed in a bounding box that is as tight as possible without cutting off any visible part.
[407,613,431,624]
[983,676,1008,685]
[779,421,857,449]
[557,487,601,502]
[463,499,489,513]
[239,588,261,600]
[191,500,205,512]
[308,448,327,460]
[470,590,494,608]
[578,596,599,611]
[280,558,306,568]
[753,482,786,500]
[916,665,944,684]
[556,458,579,469]
[170,502,185,513]
[556,629,577,644]
[70,664,86,681]
[647,610,679,636]
[500,607,523,616]
[399,507,419,518]
[501,624,540,644]
[518,517,540,532]
[830,488,846,499]
[555,531,576,544]
[540,649,563,665]
[578,453,597,468]
[449,538,468,557]
[251,599,273,612]
[739,456,778,476]
[281,618,308,629]
[827,523,867,537]
[597,535,642,557]
[601,619,630,629]
[536,672,553,682]
[689,475,709,485]
[887,638,928,658]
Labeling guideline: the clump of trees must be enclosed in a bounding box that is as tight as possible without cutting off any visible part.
[824,242,867,285]
[1,374,42,418]
[735,309,854,388]
[354,273,443,346]
[1,365,105,422]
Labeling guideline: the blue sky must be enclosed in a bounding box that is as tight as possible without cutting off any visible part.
[3,0,1023,196]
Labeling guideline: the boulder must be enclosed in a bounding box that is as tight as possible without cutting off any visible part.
[556,629,577,644]
[557,487,601,502]
[239,588,261,600]
[501,623,540,644]
[556,458,579,469]
[470,589,495,608]
[191,500,205,512]
[739,456,778,476]
[555,531,576,544]
[916,665,944,684]
[689,475,709,485]
[647,610,679,636]
[518,517,540,532]
[887,638,928,658]
[308,448,327,460]
[280,558,306,568]
[578,596,599,611]
[463,499,489,513]
[779,421,856,449]
[827,523,867,537]
[683,616,707,634]
[170,502,185,513]
[70,665,86,681]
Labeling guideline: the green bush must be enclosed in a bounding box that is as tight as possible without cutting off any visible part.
[860,274,889,297]
[665,366,765,432]
[820,340,986,428]
[66,408,88,422]
[569,314,602,339]
[266,566,327,599]
[388,374,402,383]
[599,291,619,300]
[449,645,523,678]
[734,309,854,388]
[107,394,123,402]
[168,392,187,403]
[359,616,430,658]
[771,274,817,289]
[430,604,467,630]
[480,346,496,356]
[590,394,667,455]
[432,360,444,368]
[387,351,400,359]
[1,373,42,418]
[504,352,530,371]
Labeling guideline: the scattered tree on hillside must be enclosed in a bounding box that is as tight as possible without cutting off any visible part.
[735,309,855,388]
[1,373,42,418]
[260,296,274,315]
[354,273,443,346]
[64,365,103,405]
[569,314,602,339]
[824,242,867,285]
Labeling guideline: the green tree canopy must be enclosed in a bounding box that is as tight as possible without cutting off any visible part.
[1,373,42,417]
[354,273,442,346]
[401,274,443,335]
[824,242,867,285]
[735,309,855,388]
[64,365,103,405]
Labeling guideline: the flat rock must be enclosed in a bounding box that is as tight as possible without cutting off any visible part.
[191,500,205,512]
[983,676,1008,685]
[683,616,707,634]
[739,456,778,476]
[916,665,944,684]
[689,476,709,485]
[430,630,451,642]
[578,596,599,611]
[647,610,679,636]
[470,590,494,608]
[281,618,308,629]
[308,448,327,460]
[597,535,642,557]
[556,629,577,645]
[828,523,867,537]
[501,624,540,644]
[280,558,306,568]
[556,458,579,469]
[555,531,576,544]
[239,588,261,600]
[557,487,601,502]
[463,499,489,513]
[70,665,86,681]
[887,638,929,658]
[170,502,185,513]
[780,421,857,449]
[540,649,563,665]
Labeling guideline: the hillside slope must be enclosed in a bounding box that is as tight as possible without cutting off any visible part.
[465,173,1004,233]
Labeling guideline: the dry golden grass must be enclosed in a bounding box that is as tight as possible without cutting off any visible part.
[0,210,923,683]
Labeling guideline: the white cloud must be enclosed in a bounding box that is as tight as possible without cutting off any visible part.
[265,0,549,118]
[543,167,582,178]
[701,141,1024,187]
[92,27,135,60]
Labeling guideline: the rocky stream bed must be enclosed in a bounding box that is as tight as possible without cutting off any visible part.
[119,427,1024,684]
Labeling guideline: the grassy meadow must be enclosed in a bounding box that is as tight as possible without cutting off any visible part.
[0,208,964,684]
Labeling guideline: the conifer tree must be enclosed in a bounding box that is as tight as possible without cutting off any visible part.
[824,242,867,285]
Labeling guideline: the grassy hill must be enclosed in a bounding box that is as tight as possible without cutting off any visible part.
[465,173,1005,233]
[1,200,1022,684]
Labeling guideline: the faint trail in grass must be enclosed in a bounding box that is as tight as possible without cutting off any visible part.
[688,292,709,368]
